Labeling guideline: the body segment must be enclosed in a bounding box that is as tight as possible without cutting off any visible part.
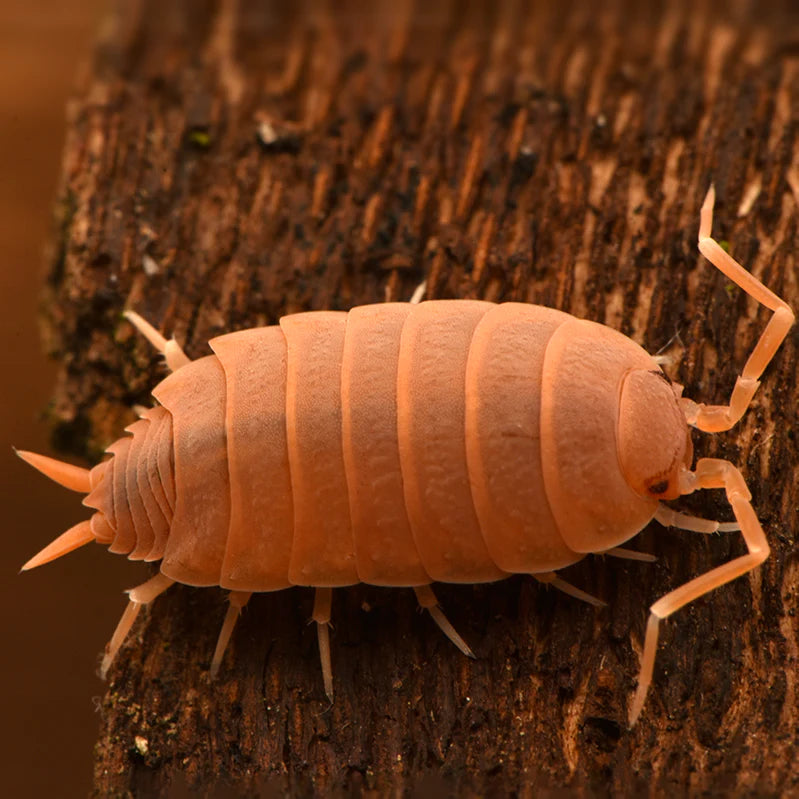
[465,303,576,573]
[209,326,293,592]
[341,302,427,586]
[541,319,663,553]
[396,299,508,583]
[153,355,230,586]
[281,311,358,586]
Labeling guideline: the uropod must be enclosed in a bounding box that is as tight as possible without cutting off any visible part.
[18,187,794,725]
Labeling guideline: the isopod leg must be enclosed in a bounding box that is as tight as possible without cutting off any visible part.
[312,587,334,701]
[680,186,795,432]
[535,572,606,608]
[629,458,769,727]
[654,503,740,533]
[604,547,657,564]
[409,279,427,304]
[414,585,475,657]
[209,590,252,679]
[123,310,191,372]
[101,573,174,679]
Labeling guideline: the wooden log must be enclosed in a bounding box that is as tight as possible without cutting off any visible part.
[41,0,799,794]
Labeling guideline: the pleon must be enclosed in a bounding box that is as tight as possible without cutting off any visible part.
[142,408,173,526]
[83,460,114,528]
[90,513,115,544]
[131,415,171,561]
[125,420,156,560]
[106,437,136,555]
[155,406,176,512]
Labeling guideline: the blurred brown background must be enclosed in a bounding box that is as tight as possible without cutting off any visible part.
[0,2,142,796]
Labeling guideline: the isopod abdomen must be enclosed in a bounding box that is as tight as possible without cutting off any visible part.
[19,187,794,725]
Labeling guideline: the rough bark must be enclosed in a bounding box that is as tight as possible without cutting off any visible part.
[42,0,799,795]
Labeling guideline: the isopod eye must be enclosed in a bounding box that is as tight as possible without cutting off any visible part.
[646,479,670,496]
[617,368,689,501]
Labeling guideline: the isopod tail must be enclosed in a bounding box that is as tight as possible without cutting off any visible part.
[14,449,92,493]
[21,519,95,571]
[15,449,98,569]
[17,405,175,570]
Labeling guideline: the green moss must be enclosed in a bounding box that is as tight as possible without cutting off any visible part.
[187,129,212,149]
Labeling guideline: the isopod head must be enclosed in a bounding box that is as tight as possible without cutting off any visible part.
[617,368,693,502]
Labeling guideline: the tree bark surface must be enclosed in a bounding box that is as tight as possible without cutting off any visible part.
[42,0,799,795]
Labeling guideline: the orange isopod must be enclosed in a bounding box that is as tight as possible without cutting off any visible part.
[18,187,794,725]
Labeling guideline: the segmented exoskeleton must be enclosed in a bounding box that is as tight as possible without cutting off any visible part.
[19,187,793,725]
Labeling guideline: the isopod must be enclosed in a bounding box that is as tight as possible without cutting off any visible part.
[18,187,794,725]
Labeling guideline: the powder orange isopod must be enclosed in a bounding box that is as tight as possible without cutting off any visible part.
[17,187,794,726]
